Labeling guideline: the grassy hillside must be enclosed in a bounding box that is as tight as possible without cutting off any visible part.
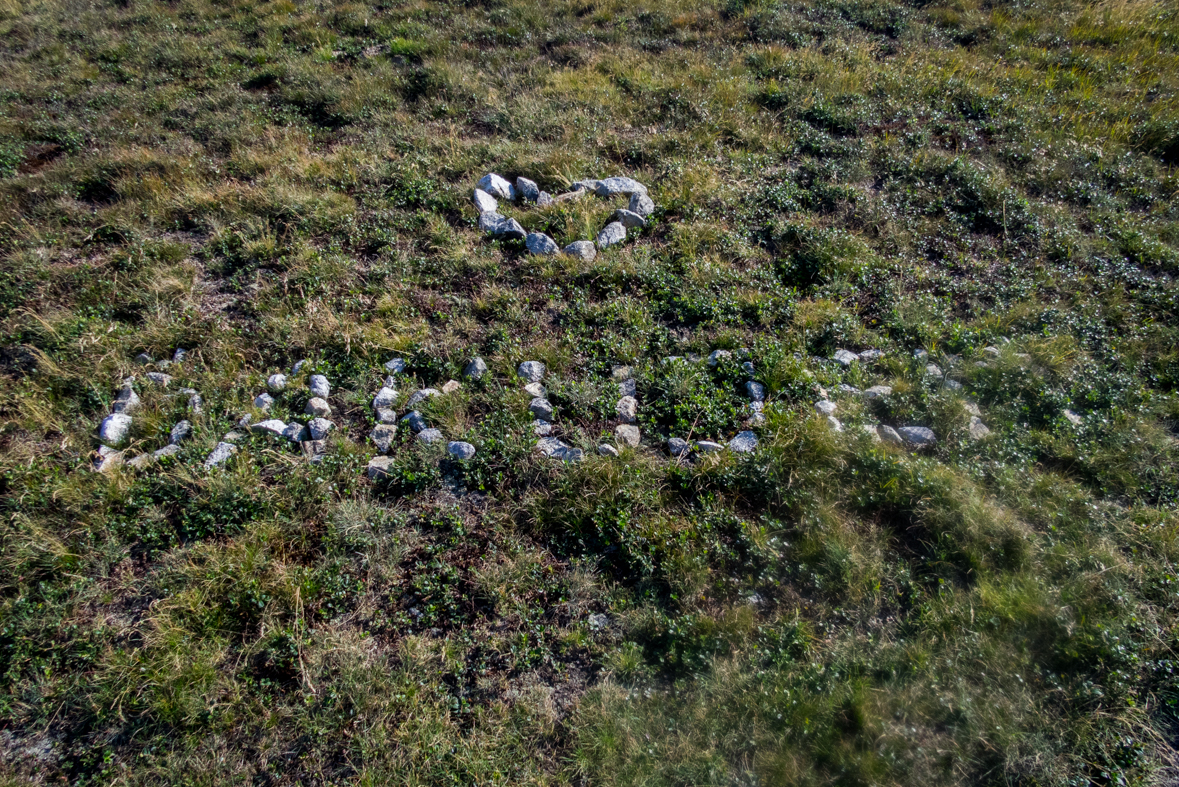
[1,0,1178,782]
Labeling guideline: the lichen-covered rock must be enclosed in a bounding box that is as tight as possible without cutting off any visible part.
[367,456,395,480]
[384,358,407,375]
[113,384,140,414]
[618,378,636,398]
[93,445,124,473]
[877,425,904,445]
[370,424,397,453]
[533,419,554,437]
[728,431,759,453]
[442,379,461,394]
[447,441,476,460]
[596,221,626,248]
[863,385,893,399]
[147,372,173,388]
[968,416,991,440]
[375,407,397,424]
[614,424,640,447]
[833,349,859,366]
[523,381,546,398]
[305,397,332,417]
[170,420,191,444]
[188,392,203,414]
[283,422,308,442]
[407,388,441,408]
[518,361,545,383]
[478,212,526,239]
[401,411,428,433]
[251,419,288,437]
[815,400,837,416]
[707,350,731,367]
[536,436,569,459]
[254,392,274,410]
[746,381,766,402]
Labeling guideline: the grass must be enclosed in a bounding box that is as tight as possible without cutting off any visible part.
[0,0,1178,782]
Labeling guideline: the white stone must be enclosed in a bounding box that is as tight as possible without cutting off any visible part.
[477,173,515,201]
[728,431,759,453]
[473,188,498,213]
[251,419,288,437]
[267,374,288,393]
[99,413,133,446]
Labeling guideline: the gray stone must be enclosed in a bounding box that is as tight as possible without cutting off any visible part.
[99,413,133,446]
[707,349,731,367]
[373,386,398,410]
[925,364,943,377]
[267,374,287,393]
[401,411,428,433]
[384,358,407,375]
[968,416,991,440]
[223,431,245,443]
[237,414,253,429]
[112,384,140,414]
[251,419,288,437]
[594,176,647,197]
[535,437,569,459]
[814,400,837,416]
[837,384,861,395]
[563,240,597,262]
[376,408,397,424]
[964,402,981,417]
[747,411,767,427]
[371,424,397,453]
[554,189,589,202]
[303,440,328,464]
[877,425,904,446]
[898,426,937,447]
[614,424,640,447]
[523,381,546,398]
[518,361,546,383]
[479,212,526,239]
[616,396,638,423]
[563,448,585,463]
[307,418,335,440]
[628,192,655,217]
[572,179,600,192]
[172,348,188,363]
[695,440,724,453]
[618,378,636,398]
[93,445,123,473]
[282,422,308,442]
[464,357,488,380]
[983,346,1001,358]
[826,416,844,432]
[128,452,155,471]
[478,173,515,201]
[858,349,884,361]
[516,177,541,203]
[833,349,859,367]
[153,443,181,460]
[944,379,963,391]
[613,209,646,228]
[537,191,553,207]
[309,374,330,399]
[170,420,191,445]
[526,232,559,256]
[367,456,395,480]
[292,359,310,375]
[407,388,441,408]
[589,613,610,631]
[597,443,619,457]
[135,352,153,365]
[1063,409,1083,426]
[667,437,690,457]
[204,441,237,468]
[473,188,498,213]
[416,428,444,445]
[861,424,881,442]
[746,381,766,402]
[742,361,755,376]
[305,397,332,417]
[447,441,476,460]
[596,221,626,248]
[147,372,173,388]
[728,431,759,453]
[254,392,274,410]
[533,419,555,436]
[188,393,203,414]
[530,397,554,420]
[863,385,892,399]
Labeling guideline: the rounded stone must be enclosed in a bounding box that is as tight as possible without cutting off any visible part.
[416,428,444,445]
[614,424,640,448]
[518,361,545,383]
[305,397,332,417]
[447,441,476,460]
[309,374,331,399]
[267,373,288,393]
[728,431,759,453]
[463,357,489,380]
[563,241,597,262]
[307,418,335,440]
[667,437,690,456]
[99,413,133,446]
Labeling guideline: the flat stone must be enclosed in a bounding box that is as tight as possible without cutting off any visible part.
[251,419,288,437]
[373,386,398,410]
[695,440,724,453]
[224,431,246,443]
[376,408,397,424]
[1063,409,1083,426]
[746,381,766,402]
[371,424,397,453]
[309,374,331,399]
[384,358,407,375]
[282,422,308,442]
[596,221,626,248]
[254,392,274,410]
[628,192,655,217]
[833,349,859,367]
[307,418,335,440]
[99,413,133,446]
[128,452,155,470]
[153,443,181,460]
[267,374,288,393]
[597,443,619,457]
[898,426,937,447]
[614,424,640,447]
[367,455,395,480]
[594,176,647,197]
[112,384,140,414]
[837,384,861,395]
[667,437,690,457]
[406,388,441,407]
[863,386,893,399]
[707,350,731,367]
[401,411,428,433]
[616,396,638,423]
[442,379,462,394]
[518,361,546,383]
[618,378,636,398]
[563,240,597,262]
[516,177,541,203]
[613,209,646,228]
[204,441,237,468]
[169,420,192,445]
[554,189,588,203]
[563,448,585,463]
[447,441,476,460]
[535,437,570,459]
[968,416,991,440]
[877,425,904,445]
[530,397,554,420]
[728,431,759,453]
[416,428,444,445]
[473,188,498,213]
[815,400,837,416]
[305,397,332,417]
[147,372,173,388]
[533,419,554,436]
[477,173,515,201]
[464,357,488,380]
[526,232,559,256]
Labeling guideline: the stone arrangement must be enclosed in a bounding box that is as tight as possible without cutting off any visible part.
[473,173,654,259]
